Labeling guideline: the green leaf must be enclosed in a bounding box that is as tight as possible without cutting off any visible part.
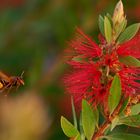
[106,13,113,26]
[61,116,79,138]
[114,19,127,40]
[119,97,130,116]
[71,96,78,128]
[104,16,112,44]
[82,100,96,140]
[79,113,85,140]
[119,56,140,67]
[106,133,140,140]
[117,23,140,43]
[130,103,140,116]
[74,134,82,140]
[108,75,121,114]
[110,116,119,131]
[119,115,140,127]
[94,108,99,128]
[99,15,104,36]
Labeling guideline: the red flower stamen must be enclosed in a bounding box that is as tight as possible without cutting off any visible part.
[64,28,140,107]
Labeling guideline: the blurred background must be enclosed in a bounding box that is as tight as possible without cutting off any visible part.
[0,0,139,139]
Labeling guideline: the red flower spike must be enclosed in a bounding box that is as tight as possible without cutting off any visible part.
[64,62,102,104]
[64,28,140,108]
[119,67,140,96]
[117,33,140,58]
[68,28,102,59]
[104,52,122,72]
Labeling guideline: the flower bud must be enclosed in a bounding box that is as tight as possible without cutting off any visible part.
[113,0,125,26]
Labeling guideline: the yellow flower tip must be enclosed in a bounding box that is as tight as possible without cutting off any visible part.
[113,0,125,25]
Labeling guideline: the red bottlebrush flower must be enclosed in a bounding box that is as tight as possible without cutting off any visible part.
[64,61,103,104]
[116,33,140,96]
[64,29,104,106]
[117,33,140,58]
[64,28,140,107]
[119,67,140,96]
[66,28,102,60]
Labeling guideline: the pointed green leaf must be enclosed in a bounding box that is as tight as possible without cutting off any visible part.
[74,134,82,140]
[130,103,140,116]
[114,19,127,40]
[104,16,112,44]
[110,116,119,131]
[119,56,140,67]
[82,100,96,140]
[119,115,140,127]
[79,113,86,140]
[106,13,113,26]
[71,97,78,128]
[107,133,140,140]
[99,15,104,36]
[94,108,99,128]
[117,23,140,43]
[61,116,79,138]
[119,97,130,116]
[108,75,121,114]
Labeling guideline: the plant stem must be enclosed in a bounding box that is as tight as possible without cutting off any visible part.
[92,98,124,140]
